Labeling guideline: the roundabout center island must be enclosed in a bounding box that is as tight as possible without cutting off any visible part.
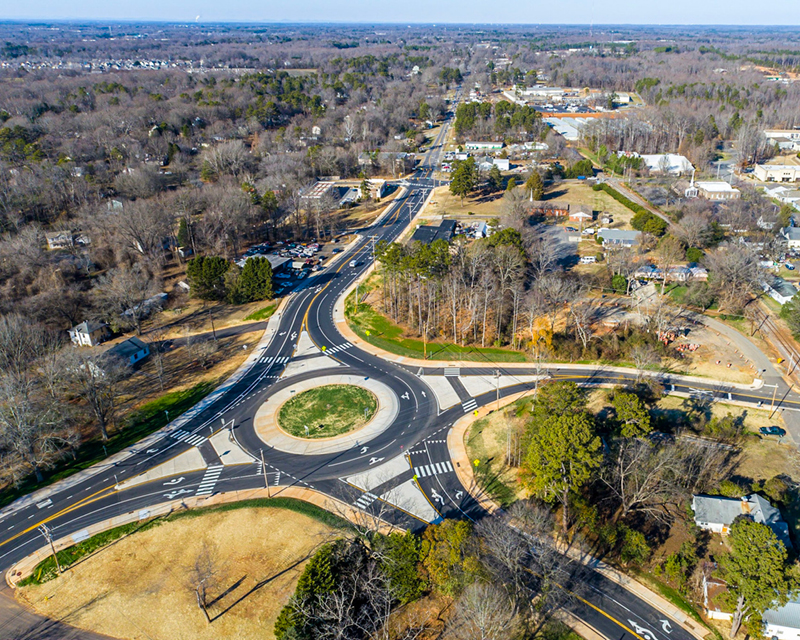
[278,384,377,439]
[254,374,400,455]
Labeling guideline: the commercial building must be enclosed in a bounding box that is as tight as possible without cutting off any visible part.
[529,201,571,217]
[754,164,800,182]
[694,181,740,200]
[464,141,504,151]
[636,153,694,176]
[764,128,800,151]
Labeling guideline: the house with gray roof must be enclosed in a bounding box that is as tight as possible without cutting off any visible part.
[763,598,800,640]
[597,228,641,248]
[692,494,791,548]
[782,226,800,249]
[68,321,110,347]
[103,337,150,368]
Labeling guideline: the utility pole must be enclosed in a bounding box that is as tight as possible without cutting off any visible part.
[496,369,500,411]
[38,524,62,574]
[768,384,779,417]
[261,449,270,498]
[208,308,217,341]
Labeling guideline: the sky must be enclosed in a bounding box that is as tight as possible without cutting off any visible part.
[3,0,800,26]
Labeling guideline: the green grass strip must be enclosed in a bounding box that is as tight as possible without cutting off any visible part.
[18,498,351,586]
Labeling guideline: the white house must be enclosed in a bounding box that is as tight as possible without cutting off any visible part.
[763,598,800,640]
[68,321,110,347]
[782,227,800,249]
[762,276,799,306]
[692,494,791,548]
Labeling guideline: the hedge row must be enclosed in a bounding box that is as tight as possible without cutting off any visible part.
[592,183,667,236]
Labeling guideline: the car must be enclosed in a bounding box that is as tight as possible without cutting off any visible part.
[332,248,343,253]
[349,260,358,268]
[759,426,786,437]
[786,262,795,270]
[565,226,577,233]
[275,273,291,279]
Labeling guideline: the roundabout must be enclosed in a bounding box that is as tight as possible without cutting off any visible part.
[253,374,400,454]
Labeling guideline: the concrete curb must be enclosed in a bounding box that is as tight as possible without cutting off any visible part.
[0,295,293,523]
[7,485,399,588]
[253,374,399,455]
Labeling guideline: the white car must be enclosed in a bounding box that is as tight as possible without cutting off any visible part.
[579,256,597,264]
[349,260,358,268]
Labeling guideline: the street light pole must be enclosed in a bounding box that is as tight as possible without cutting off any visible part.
[261,449,270,498]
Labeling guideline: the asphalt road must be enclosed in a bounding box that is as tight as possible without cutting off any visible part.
[0,91,794,640]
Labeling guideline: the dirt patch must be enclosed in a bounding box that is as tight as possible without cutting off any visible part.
[17,507,339,640]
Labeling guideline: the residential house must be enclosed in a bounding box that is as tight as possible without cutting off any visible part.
[568,206,593,224]
[104,337,150,367]
[692,494,792,548]
[695,181,741,200]
[754,164,800,183]
[597,228,641,248]
[783,227,800,249]
[411,220,457,245]
[45,231,90,250]
[529,200,571,217]
[68,321,111,347]
[763,598,800,640]
[762,276,799,305]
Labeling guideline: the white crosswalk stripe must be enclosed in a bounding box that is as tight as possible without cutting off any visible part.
[196,465,224,496]
[275,356,289,364]
[444,367,460,377]
[259,356,274,364]
[355,492,379,509]
[170,430,207,447]
[415,460,454,478]
[462,399,478,412]
[326,343,353,354]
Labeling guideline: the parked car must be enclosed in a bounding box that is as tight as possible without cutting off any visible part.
[565,226,577,233]
[332,248,343,253]
[759,426,786,437]
[275,273,291,279]
[786,262,795,271]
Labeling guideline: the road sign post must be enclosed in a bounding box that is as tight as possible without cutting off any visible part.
[261,449,270,498]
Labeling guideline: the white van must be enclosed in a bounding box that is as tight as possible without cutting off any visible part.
[349,260,358,268]
[579,256,597,264]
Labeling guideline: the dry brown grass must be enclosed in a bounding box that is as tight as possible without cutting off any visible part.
[18,507,339,640]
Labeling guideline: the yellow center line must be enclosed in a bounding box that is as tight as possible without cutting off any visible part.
[0,483,118,549]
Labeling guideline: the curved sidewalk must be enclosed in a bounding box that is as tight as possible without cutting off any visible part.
[253,374,399,454]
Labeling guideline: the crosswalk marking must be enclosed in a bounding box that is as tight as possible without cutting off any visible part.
[355,492,379,509]
[444,367,460,377]
[462,398,477,413]
[171,430,207,447]
[196,465,224,496]
[325,343,354,354]
[415,461,454,478]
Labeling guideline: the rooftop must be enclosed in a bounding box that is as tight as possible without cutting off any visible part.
[105,336,148,361]
[695,181,740,193]
[764,598,800,631]
[693,494,792,547]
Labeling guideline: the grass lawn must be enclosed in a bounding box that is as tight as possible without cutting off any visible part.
[18,500,346,640]
[0,382,214,510]
[346,287,527,363]
[464,400,528,508]
[244,302,278,322]
[278,384,377,438]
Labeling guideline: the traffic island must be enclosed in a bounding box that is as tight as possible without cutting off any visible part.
[253,374,399,454]
[277,384,377,439]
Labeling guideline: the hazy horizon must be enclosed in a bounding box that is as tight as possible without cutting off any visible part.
[3,0,800,27]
